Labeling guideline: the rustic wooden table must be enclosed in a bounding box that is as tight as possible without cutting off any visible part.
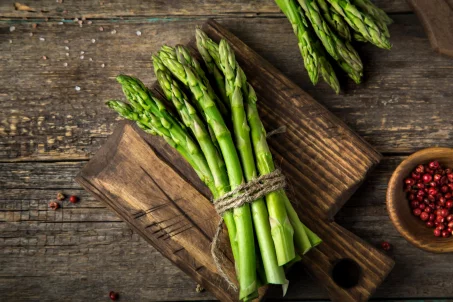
[1,0,453,301]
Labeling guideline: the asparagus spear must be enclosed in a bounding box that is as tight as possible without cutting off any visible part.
[218,39,296,265]
[316,0,351,40]
[195,29,229,106]
[160,45,230,118]
[153,57,241,267]
[275,0,319,85]
[351,0,390,38]
[326,0,391,49]
[159,51,257,300]
[352,0,392,25]
[218,39,288,284]
[297,0,363,83]
[313,40,340,93]
[245,84,316,255]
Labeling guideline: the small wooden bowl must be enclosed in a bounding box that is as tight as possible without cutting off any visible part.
[387,147,453,253]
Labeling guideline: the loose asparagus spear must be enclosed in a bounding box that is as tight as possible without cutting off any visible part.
[351,0,390,38]
[275,0,319,85]
[159,51,257,300]
[297,0,363,83]
[326,0,391,49]
[218,39,288,284]
[352,0,392,25]
[316,0,351,40]
[313,40,340,93]
[153,57,241,268]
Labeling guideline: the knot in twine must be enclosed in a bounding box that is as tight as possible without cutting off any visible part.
[211,169,286,290]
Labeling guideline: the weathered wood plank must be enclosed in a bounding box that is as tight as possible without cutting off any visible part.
[0,0,410,18]
[1,15,452,162]
[2,156,453,300]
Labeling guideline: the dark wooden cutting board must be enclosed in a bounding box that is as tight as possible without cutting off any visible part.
[76,20,394,302]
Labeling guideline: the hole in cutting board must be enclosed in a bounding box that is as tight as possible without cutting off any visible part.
[331,258,361,288]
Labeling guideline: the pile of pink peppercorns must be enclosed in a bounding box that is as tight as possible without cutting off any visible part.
[405,160,453,238]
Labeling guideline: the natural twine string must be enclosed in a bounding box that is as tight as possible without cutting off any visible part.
[211,169,286,290]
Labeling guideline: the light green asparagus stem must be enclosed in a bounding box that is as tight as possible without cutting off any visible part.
[159,52,257,300]
[218,39,288,284]
[297,0,363,83]
[326,0,391,49]
[245,84,317,255]
[115,75,216,194]
[316,0,351,40]
[195,29,229,106]
[153,57,240,268]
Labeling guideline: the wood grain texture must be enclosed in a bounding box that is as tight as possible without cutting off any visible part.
[387,147,453,253]
[3,157,453,300]
[407,0,453,57]
[0,0,410,18]
[2,15,453,162]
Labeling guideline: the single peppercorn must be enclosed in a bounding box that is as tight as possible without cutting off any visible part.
[109,291,119,301]
[422,174,433,183]
[381,241,391,251]
[429,161,440,170]
[49,201,60,210]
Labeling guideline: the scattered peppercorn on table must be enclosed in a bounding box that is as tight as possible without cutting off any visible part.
[2,0,453,301]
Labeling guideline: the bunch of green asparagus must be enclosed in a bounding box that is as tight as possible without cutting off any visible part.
[106,30,322,301]
[275,0,392,92]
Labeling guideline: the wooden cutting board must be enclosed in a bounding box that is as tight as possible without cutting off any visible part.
[76,20,394,302]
